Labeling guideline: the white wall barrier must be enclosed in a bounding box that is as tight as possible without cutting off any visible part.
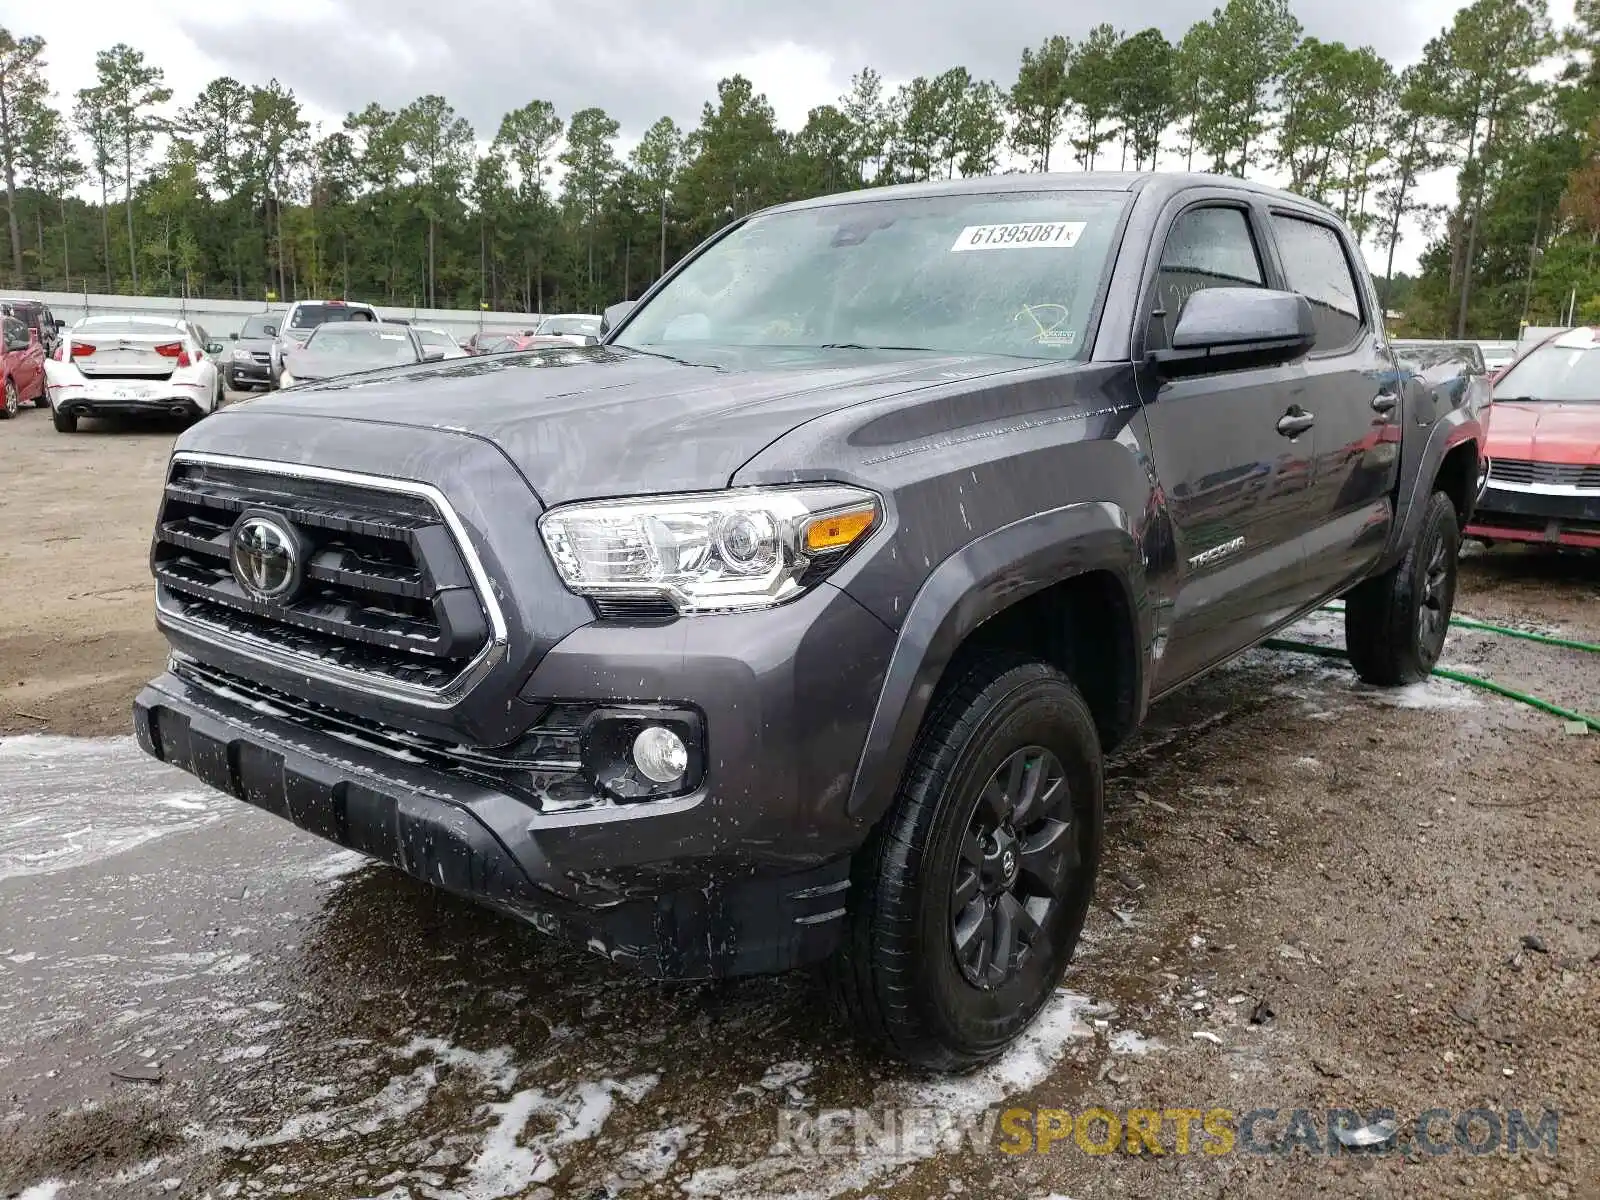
[20,289,546,341]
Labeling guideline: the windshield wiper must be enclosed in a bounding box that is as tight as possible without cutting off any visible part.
[817,342,939,352]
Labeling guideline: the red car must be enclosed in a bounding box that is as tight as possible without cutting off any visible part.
[1468,326,1600,549]
[0,313,46,418]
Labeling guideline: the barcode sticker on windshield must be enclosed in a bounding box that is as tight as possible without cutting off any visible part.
[951,222,1086,252]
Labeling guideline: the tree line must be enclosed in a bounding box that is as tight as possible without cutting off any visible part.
[0,0,1593,338]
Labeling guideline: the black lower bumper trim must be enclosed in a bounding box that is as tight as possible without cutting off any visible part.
[133,676,850,979]
[64,398,205,419]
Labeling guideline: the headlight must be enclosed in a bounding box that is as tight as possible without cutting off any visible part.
[231,347,253,362]
[539,485,880,614]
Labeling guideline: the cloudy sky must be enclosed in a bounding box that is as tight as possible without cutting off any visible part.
[0,0,1581,273]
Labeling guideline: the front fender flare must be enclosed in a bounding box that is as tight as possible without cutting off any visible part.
[845,500,1145,824]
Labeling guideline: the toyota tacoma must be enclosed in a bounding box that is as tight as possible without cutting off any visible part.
[135,173,1484,1069]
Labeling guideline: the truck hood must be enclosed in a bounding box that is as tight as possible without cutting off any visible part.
[1484,400,1600,466]
[209,344,1035,505]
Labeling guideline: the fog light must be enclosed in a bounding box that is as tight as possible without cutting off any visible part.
[632,726,688,784]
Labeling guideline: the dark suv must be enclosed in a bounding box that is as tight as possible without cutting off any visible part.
[135,173,1483,1069]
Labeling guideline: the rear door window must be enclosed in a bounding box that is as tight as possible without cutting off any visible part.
[1269,214,1365,352]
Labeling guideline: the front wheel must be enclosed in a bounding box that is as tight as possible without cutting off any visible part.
[1344,489,1460,685]
[52,406,77,433]
[1,378,17,418]
[828,653,1103,1070]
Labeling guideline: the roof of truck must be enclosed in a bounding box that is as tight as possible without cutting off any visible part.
[763,171,1324,217]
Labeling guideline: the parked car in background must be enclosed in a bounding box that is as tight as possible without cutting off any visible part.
[464,330,519,354]
[137,172,1484,1070]
[1392,340,1491,413]
[278,322,430,387]
[45,315,222,431]
[524,313,602,347]
[270,299,382,386]
[225,311,285,391]
[1468,325,1600,549]
[0,313,48,417]
[414,326,469,360]
[1476,339,1518,375]
[0,297,62,356]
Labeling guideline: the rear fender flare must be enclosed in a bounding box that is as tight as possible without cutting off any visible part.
[1380,403,1483,574]
[845,500,1145,824]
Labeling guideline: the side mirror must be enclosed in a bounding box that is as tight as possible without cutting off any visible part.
[600,300,636,335]
[263,326,278,337]
[1150,288,1315,378]
[229,331,238,340]
[206,341,225,355]
[422,349,445,362]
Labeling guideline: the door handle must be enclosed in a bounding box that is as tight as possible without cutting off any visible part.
[1276,407,1315,438]
[1371,393,1399,414]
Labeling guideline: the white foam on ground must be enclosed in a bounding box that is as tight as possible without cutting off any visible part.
[460,1074,660,1199]
[1108,1030,1164,1055]
[0,735,228,881]
[1361,679,1480,710]
[682,992,1099,1199]
[18,1182,66,1200]
[188,1034,656,1199]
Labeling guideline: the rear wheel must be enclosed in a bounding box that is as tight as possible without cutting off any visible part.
[1344,490,1460,685]
[52,406,77,433]
[828,653,1103,1070]
[1,378,17,418]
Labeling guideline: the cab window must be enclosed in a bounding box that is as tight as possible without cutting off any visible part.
[1151,206,1266,347]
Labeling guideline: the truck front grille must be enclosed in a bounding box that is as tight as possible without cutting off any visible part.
[152,457,499,696]
[1489,458,1600,489]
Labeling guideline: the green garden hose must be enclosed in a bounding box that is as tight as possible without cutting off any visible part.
[1318,601,1600,655]
[1264,637,1600,733]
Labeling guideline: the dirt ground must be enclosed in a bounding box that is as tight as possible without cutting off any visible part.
[0,402,1597,1199]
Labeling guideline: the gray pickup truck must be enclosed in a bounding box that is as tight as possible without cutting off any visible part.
[135,173,1485,1070]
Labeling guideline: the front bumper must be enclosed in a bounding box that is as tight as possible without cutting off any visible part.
[1467,481,1600,549]
[228,359,271,385]
[134,580,896,978]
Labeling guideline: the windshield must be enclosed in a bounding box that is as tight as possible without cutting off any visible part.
[1495,329,1600,402]
[537,316,601,337]
[240,314,280,338]
[613,191,1128,359]
[302,325,418,366]
[290,303,375,331]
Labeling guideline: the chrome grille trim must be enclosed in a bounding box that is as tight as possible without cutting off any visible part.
[155,451,510,708]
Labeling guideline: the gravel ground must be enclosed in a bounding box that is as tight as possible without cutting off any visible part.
[0,401,1596,1199]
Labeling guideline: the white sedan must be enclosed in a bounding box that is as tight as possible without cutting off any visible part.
[45,315,224,432]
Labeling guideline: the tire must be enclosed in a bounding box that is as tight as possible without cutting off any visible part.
[52,406,77,433]
[827,652,1104,1071]
[1,378,16,419]
[1344,489,1460,686]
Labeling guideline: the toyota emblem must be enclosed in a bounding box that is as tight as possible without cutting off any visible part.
[230,513,302,603]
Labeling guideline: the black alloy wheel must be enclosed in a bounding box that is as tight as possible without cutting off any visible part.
[949,745,1079,990]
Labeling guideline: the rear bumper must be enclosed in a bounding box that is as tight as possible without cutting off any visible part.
[57,396,206,419]
[134,667,855,979]
[1467,482,1600,549]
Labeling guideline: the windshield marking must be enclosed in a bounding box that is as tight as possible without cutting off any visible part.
[951,221,1086,252]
